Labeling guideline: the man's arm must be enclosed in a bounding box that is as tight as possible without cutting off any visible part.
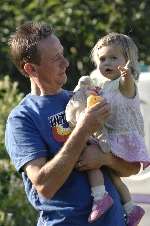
[76,144,140,177]
[24,100,110,199]
[105,152,140,177]
[24,127,88,199]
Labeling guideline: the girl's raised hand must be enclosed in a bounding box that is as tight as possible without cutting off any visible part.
[118,60,132,80]
[118,60,135,97]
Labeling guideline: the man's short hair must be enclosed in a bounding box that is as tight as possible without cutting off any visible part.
[9,21,53,76]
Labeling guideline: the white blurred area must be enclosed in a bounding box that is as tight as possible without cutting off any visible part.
[125,72,150,226]
[138,72,150,156]
[90,70,150,225]
[125,73,150,226]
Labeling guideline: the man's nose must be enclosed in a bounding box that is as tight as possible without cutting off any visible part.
[63,57,69,68]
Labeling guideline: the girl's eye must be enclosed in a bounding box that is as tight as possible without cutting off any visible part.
[111,56,117,60]
[99,57,105,62]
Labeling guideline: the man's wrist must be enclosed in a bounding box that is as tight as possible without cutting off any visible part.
[101,151,113,167]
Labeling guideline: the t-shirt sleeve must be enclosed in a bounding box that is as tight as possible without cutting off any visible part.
[5,115,49,172]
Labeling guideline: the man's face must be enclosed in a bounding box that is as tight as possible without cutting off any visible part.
[35,34,69,94]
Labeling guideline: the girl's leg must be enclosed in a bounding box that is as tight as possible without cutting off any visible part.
[109,170,131,204]
[88,169,113,223]
[109,170,145,226]
[88,168,105,201]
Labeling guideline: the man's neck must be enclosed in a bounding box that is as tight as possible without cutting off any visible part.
[40,88,63,96]
[30,80,63,96]
[31,82,41,95]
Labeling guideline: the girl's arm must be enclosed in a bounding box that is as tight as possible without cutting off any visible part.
[118,61,136,98]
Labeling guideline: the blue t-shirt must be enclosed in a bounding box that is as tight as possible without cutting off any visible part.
[5,90,125,226]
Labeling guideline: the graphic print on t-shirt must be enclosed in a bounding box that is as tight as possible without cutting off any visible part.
[48,111,72,142]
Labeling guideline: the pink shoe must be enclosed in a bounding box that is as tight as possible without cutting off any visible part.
[127,205,145,226]
[88,193,113,223]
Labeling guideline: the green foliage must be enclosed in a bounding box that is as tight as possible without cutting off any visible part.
[1,0,150,91]
[0,76,23,158]
[0,1,150,224]
[0,76,37,226]
[0,160,37,226]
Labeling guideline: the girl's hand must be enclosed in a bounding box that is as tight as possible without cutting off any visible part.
[118,60,135,97]
[86,87,101,97]
[118,60,132,80]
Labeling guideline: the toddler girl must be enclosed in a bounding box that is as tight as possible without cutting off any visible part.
[65,32,150,225]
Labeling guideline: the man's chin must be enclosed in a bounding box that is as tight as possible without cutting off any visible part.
[58,78,67,88]
[62,76,67,85]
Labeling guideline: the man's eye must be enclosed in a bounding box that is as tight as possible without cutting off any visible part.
[55,53,64,61]
[50,56,59,62]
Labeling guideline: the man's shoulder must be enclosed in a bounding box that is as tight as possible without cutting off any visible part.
[63,89,73,96]
[62,89,74,101]
[8,94,35,120]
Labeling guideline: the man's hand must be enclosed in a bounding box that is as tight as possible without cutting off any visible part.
[75,144,140,177]
[75,144,109,171]
[76,99,110,136]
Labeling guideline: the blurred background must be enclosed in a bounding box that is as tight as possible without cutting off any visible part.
[0,0,150,225]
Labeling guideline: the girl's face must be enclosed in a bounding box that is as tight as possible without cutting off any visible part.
[97,44,126,80]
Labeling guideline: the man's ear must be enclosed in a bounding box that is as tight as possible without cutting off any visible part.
[24,63,37,78]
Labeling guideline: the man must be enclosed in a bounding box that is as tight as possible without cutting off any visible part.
[5,21,140,226]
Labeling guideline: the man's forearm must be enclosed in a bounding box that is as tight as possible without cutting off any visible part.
[35,125,89,198]
[105,153,140,177]
[26,100,110,198]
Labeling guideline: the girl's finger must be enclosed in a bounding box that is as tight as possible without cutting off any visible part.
[124,60,131,69]
[118,65,125,72]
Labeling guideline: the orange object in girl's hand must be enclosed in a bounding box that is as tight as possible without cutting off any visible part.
[87,95,104,108]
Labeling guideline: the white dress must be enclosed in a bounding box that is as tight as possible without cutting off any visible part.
[99,77,150,169]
